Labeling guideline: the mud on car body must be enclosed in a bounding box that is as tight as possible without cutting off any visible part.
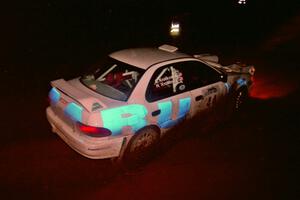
[46,44,255,160]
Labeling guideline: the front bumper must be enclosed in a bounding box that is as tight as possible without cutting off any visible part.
[46,107,125,159]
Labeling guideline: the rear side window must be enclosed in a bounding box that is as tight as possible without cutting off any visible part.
[80,57,145,101]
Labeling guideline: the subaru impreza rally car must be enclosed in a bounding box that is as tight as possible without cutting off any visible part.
[46,44,255,160]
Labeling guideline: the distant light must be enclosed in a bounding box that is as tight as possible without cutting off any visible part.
[170,22,180,37]
[238,0,246,4]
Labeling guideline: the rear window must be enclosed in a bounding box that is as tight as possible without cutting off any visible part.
[80,57,145,101]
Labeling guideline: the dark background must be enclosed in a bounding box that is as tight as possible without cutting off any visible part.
[2,0,299,62]
[0,0,299,199]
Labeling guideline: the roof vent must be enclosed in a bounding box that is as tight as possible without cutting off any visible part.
[158,44,178,52]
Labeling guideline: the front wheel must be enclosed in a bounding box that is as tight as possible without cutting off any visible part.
[233,88,248,112]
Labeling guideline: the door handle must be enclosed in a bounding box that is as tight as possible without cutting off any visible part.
[195,95,204,101]
[152,109,161,116]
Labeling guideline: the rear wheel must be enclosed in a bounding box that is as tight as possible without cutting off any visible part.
[124,127,160,165]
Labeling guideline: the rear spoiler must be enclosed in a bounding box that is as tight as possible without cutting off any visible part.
[51,79,104,112]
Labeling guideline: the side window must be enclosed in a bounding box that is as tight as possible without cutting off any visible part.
[184,61,221,89]
[146,63,187,102]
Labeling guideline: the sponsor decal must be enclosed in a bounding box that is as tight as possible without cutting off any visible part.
[64,102,83,123]
[156,97,191,128]
[100,97,191,135]
[154,66,184,93]
[178,84,186,91]
[207,95,217,107]
[49,87,61,104]
[101,104,148,136]
[205,87,218,96]
[92,102,102,111]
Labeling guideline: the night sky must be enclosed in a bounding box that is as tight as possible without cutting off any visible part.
[1,0,299,64]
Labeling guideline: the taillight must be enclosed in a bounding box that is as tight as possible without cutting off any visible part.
[77,122,111,137]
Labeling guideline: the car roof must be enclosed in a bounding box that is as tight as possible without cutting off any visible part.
[109,47,191,70]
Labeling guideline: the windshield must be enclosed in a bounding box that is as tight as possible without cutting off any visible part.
[80,57,145,101]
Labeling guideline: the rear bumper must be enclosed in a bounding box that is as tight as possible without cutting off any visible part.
[46,107,125,159]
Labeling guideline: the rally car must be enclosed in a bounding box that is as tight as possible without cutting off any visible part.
[46,44,255,160]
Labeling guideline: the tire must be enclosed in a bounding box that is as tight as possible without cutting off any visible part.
[220,87,248,123]
[233,88,248,112]
[124,126,160,165]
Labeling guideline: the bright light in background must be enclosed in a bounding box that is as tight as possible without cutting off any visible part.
[170,22,180,37]
[238,0,246,5]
